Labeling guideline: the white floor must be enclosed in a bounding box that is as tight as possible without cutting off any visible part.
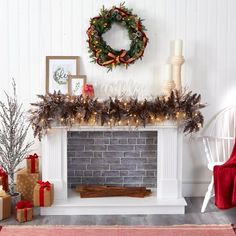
[40,188,187,215]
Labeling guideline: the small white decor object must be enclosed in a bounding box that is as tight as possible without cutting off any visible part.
[95,80,148,100]
[163,64,175,96]
[171,39,185,92]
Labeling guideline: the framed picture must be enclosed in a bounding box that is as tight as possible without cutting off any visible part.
[46,56,80,94]
[68,75,86,96]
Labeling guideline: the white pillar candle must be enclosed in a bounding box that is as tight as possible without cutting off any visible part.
[174,39,183,56]
[165,64,172,81]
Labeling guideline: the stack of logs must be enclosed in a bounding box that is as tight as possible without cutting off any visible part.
[76,185,152,198]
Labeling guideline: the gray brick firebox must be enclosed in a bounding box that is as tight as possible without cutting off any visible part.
[67,131,157,189]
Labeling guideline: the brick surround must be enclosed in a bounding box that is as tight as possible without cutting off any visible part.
[67,131,157,189]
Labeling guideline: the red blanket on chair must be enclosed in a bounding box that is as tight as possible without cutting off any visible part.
[214,139,236,209]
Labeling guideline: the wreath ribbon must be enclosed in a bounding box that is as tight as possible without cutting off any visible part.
[99,50,127,66]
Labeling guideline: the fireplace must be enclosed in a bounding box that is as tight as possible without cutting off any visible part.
[40,122,186,215]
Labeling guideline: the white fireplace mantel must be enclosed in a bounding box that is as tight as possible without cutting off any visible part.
[41,122,186,215]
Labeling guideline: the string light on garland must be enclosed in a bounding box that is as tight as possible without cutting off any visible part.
[29,90,205,141]
[87,2,148,71]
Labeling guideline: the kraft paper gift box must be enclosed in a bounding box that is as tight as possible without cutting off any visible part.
[16,168,40,203]
[26,153,39,174]
[0,168,8,192]
[33,181,54,207]
[0,186,11,220]
[16,200,33,223]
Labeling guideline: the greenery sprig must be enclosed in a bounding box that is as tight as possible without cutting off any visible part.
[29,90,205,141]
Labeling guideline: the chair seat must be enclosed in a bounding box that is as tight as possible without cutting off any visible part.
[207,162,225,171]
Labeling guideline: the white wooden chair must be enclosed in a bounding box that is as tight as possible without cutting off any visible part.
[201,105,236,213]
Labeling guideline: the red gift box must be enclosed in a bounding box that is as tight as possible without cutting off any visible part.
[0,168,8,192]
[83,84,94,98]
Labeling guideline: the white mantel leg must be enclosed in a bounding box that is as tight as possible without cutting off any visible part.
[41,128,68,200]
[157,127,183,199]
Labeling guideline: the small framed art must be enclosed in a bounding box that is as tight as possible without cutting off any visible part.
[68,75,86,96]
[46,56,80,94]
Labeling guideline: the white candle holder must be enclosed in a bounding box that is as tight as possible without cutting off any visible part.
[170,55,185,92]
[163,79,176,96]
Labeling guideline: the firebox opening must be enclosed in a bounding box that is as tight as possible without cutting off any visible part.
[67,131,157,190]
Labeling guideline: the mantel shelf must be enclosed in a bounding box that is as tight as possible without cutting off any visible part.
[49,121,180,131]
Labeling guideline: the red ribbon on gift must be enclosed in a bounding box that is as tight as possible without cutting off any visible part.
[0,167,8,192]
[26,153,38,173]
[37,181,51,207]
[16,200,32,221]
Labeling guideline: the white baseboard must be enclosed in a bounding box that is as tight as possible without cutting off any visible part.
[182,181,210,197]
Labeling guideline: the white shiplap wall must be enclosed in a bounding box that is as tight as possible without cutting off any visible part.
[0,0,236,196]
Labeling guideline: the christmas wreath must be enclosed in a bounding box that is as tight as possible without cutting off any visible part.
[87,3,148,71]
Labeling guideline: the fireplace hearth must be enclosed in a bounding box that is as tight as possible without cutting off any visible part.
[41,123,186,215]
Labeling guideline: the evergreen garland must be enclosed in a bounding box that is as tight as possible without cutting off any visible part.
[87,3,148,71]
[29,90,205,141]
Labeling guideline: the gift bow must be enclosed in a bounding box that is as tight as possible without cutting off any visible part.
[16,200,32,209]
[26,153,38,160]
[37,181,51,191]
[84,84,94,93]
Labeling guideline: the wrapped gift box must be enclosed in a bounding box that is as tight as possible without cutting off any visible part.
[16,200,33,223]
[33,181,54,207]
[0,186,11,220]
[0,168,8,192]
[83,84,94,98]
[16,168,40,203]
[26,153,39,173]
